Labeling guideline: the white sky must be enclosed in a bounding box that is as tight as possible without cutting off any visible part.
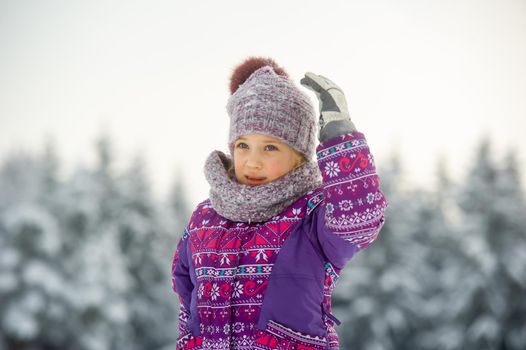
[1,0,525,207]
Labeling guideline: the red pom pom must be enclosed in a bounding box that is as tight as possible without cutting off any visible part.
[229,56,288,94]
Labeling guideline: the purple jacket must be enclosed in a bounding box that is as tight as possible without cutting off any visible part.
[172,132,388,350]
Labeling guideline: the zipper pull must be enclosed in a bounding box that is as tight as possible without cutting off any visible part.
[322,303,342,326]
[325,312,341,326]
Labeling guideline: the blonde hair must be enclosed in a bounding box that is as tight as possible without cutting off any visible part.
[292,150,307,170]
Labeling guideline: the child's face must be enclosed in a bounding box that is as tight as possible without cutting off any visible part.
[233,133,304,186]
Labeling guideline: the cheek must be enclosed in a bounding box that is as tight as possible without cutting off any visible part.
[266,158,295,178]
[233,157,243,175]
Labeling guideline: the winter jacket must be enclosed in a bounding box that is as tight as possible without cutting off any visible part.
[171,131,388,350]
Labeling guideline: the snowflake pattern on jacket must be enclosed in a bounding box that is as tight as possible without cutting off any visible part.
[172,131,388,350]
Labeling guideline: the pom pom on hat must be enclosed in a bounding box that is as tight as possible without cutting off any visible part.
[229,56,288,94]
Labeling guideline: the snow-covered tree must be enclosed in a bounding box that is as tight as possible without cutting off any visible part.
[2,132,524,350]
[387,137,526,350]
[451,139,526,349]
[0,151,69,349]
[0,133,188,349]
[333,140,526,350]
[496,149,526,348]
[333,152,429,350]
[114,154,180,349]
[168,167,192,232]
[410,156,469,350]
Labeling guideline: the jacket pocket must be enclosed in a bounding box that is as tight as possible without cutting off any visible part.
[254,320,328,350]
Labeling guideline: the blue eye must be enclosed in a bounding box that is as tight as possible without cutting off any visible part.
[265,145,278,151]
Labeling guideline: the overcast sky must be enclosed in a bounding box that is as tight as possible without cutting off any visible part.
[1,0,525,206]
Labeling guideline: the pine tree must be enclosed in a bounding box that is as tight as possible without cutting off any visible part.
[494,148,526,349]
[0,150,68,349]
[115,153,179,349]
[453,137,526,349]
[0,133,191,349]
[56,134,132,349]
[168,167,192,233]
[334,153,425,350]
[411,155,468,350]
[41,136,60,197]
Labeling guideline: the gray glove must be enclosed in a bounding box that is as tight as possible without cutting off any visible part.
[300,72,356,141]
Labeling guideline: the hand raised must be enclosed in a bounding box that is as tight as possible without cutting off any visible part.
[300,72,351,127]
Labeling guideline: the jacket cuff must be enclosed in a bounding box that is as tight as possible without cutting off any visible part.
[319,119,357,142]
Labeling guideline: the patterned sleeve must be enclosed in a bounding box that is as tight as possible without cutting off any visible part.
[171,229,194,342]
[315,131,388,268]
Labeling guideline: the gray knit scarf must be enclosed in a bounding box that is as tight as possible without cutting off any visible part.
[204,150,322,223]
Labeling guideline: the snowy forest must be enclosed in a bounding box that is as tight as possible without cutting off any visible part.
[0,134,525,350]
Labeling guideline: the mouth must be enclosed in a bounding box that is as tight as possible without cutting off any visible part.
[244,175,267,185]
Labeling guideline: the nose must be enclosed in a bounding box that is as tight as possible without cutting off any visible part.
[245,152,263,169]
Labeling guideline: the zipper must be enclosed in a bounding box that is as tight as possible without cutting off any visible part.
[322,303,341,326]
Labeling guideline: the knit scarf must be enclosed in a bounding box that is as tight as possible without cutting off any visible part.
[204,150,322,223]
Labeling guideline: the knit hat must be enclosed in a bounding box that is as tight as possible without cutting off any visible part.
[226,57,317,159]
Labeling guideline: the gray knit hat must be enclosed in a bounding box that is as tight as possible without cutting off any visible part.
[226,57,317,159]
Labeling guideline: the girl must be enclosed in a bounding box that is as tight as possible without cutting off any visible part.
[171,57,388,350]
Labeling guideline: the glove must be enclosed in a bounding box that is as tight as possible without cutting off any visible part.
[300,72,356,141]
